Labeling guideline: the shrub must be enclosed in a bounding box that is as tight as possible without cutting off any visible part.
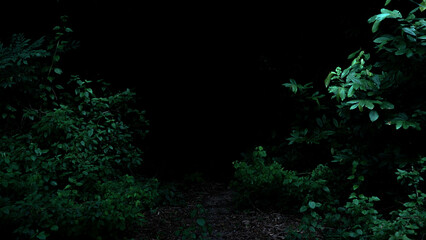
[0,17,157,239]
[232,0,426,239]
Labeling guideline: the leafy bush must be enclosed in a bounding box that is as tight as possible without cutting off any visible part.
[232,146,335,211]
[0,17,157,239]
[175,204,212,240]
[232,0,426,239]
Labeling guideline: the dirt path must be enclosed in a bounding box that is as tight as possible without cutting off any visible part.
[137,182,299,240]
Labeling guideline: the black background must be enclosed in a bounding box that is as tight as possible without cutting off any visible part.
[1,0,384,180]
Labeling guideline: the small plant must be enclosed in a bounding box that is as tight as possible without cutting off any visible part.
[175,204,212,240]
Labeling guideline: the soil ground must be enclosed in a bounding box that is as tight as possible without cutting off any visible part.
[136,181,301,240]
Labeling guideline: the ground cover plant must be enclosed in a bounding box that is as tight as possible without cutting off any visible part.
[232,0,426,239]
[0,17,159,239]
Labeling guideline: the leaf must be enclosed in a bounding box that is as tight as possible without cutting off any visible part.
[316,118,323,128]
[402,27,416,36]
[54,68,63,75]
[341,68,351,78]
[308,201,316,209]
[36,231,47,240]
[372,19,381,33]
[347,85,355,98]
[385,0,392,6]
[338,88,346,101]
[196,218,206,226]
[373,35,393,43]
[380,101,394,109]
[53,55,60,62]
[365,101,375,110]
[369,110,379,122]
[300,205,308,213]
[1,207,10,215]
[420,0,426,12]
[50,225,59,231]
[325,72,333,87]
[347,49,362,59]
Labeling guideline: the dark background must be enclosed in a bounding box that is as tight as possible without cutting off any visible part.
[1,0,385,180]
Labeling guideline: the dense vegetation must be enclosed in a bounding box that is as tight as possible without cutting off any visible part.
[1,0,426,239]
[0,17,159,239]
[232,0,426,239]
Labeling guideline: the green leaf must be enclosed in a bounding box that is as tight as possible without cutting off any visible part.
[370,196,380,201]
[385,0,392,6]
[36,231,47,240]
[308,201,316,209]
[347,85,355,98]
[420,0,426,12]
[50,225,59,231]
[365,101,375,110]
[396,121,403,130]
[316,118,323,128]
[196,218,206,226]
[300,205,308,213]
[338,88,346,101]
[53,55,60,62]
[325,72,333,88]
[402,27,416,36]
[1,207,10,215]
[373,35,393,44]
[348,49,362,59]
[372,20,381,33]
[54,68,63,75]
[380,101,394,109]
[369,110,379,122]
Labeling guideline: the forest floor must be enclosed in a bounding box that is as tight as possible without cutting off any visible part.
[137,181,302,240]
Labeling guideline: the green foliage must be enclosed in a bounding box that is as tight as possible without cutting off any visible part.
[0,18,157,239]
[232,147,335,211]
[175,204,212,240]
[232,0,426,239]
